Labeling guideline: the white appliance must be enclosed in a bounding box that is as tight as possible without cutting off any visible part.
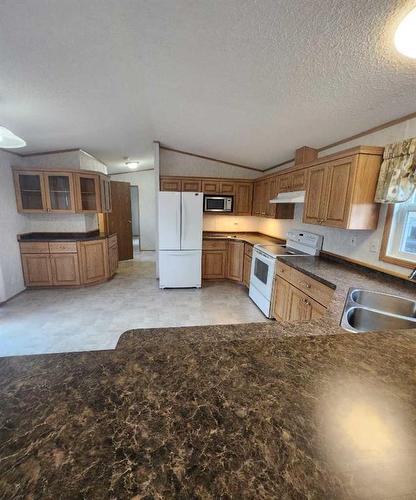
[158,191,203,288]
[204,195,233,212]
[270,190,305,203]
[249,230,323,317]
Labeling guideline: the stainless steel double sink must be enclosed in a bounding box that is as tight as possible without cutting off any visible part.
[341,288,416,333]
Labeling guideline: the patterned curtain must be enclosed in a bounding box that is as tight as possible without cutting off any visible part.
[374,138,416,203]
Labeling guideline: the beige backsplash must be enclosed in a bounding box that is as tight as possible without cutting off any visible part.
[203,205,409,278]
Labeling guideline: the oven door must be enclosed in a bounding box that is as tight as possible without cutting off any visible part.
[250,248,276,299]
[204,196,227,212]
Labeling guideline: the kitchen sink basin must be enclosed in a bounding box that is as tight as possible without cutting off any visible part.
[350,289,416,318]
[342,306,416,333]
[341,288,416,333]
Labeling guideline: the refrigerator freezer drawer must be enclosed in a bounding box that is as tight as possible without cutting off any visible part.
[159,250,202,288]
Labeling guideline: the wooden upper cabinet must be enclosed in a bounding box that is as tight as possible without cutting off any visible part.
[44,172,76,212]
[324,159,354,228]
[303,165,327,225]
[182,179,202,192]
[234,182,252,215]
[75,173,101,213]
[14,171,48,213]
[220,181,235,195]
[202,179,220,193]
[227,240,244,281]
[278,173,292,193]
[303,149,382,230]
[160,177,182,191]
[292,170,306,190]
[100,176,112,213]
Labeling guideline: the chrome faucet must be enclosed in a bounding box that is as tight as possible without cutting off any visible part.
[409,269,416,281]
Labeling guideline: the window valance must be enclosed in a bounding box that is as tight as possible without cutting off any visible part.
[374,137,416,203]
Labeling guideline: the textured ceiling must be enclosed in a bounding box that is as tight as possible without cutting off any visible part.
[0,0,415,173]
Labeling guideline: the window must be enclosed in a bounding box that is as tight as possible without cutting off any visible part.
[380,191,416,268]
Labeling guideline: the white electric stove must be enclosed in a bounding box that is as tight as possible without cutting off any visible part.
[249,230,323,318]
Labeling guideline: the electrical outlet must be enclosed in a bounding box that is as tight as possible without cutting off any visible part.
[369,241,378,253]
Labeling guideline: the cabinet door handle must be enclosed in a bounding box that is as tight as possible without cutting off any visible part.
[304,299,310,306]
[299,281,311,289]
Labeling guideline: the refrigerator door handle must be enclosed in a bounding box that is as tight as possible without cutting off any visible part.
[181,193,186,249]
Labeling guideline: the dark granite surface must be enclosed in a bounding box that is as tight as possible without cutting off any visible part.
[1,328,416,499]
[203,231,284,246]
[18,230,112,242]
[1,254,416,498]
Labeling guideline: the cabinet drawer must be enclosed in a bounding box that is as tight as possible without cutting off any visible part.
[49,242,77,253]
[289,268,333,307]
[19,242,50,254]
[244,243,253,257]
[276,261,294,280]
[203,239,228,250]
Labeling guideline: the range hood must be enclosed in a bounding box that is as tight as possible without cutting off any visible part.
[270,190,305,204]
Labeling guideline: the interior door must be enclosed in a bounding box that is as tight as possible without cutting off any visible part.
[181,192,203,250]
[107,181,133,260]
[158,192,181,250]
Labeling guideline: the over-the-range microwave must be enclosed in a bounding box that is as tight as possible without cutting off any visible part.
[203,195,233,212]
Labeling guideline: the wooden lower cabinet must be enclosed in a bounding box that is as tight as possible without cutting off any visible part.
[227,240,244,281]
[50,253,80,285]
[21,254,53,286]
[242,253,252,288]
[272,261,333,322]
[79,240,109,284]
[272,276,290,320]
[20,235,118,288]
[202,250,227,279]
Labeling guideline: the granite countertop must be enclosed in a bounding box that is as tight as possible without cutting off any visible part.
[203,231,284,246]
[2,246,416,497]
[18,231,115,242]
[1,327,416,498]
[277,255,416,326]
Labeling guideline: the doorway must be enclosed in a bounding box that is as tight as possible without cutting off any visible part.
[130,185,140,255]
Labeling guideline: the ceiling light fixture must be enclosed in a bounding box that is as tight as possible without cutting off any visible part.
[0,126,26,148]
[126,161,139,169]
[395,7,416,58]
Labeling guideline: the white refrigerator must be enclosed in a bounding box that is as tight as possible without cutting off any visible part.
[158,191,203,288]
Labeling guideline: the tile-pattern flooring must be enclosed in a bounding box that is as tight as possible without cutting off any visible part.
[0,251,268,357]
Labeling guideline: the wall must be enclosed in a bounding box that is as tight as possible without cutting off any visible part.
[130,186,140,236]
[0,151,26,302]
[21,150,81,170]
[79,150,108,174]
[160,148,260,179]
[25,213,98,233]
[203,215,258,233]
[110,170,156,250]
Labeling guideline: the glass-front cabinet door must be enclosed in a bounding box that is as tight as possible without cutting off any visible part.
[77,174,100,212]
[14,171,47,212]
[45,172,75,212]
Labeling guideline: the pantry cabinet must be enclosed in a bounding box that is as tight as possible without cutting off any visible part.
[13,168,111,214]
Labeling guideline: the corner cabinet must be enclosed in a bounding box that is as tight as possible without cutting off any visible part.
[13,168,112,214]
[303,147,383,230]
[19,235,118,288]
